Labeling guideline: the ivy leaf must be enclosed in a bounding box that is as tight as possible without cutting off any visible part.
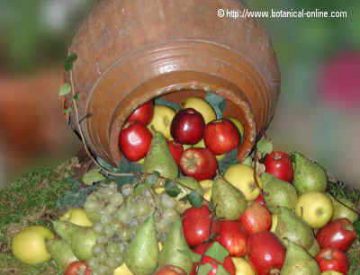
[216,265,230,275]
[64,52,78,71]
[256,137,273,157]
[218,149,238,173]
[205,242,229,263]
[165,179,181,197]
[205,93,226,119]
[82,169,106,185]
[187,191,204,208]
[59,83,71,96]
[198,264,213,275]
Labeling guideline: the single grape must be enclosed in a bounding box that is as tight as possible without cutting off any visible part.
[160,193,176,209]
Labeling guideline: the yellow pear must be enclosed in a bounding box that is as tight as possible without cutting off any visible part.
[12,226,54,265]
[224,164,262,201]
[232,257,256,275]
[182,97,216,124]
[60,208,93,227]
[296,192,333,228]
[149,105,176,139]
[113,263,134,275]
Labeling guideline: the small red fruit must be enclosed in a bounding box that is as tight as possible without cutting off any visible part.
[191,242,235,275]
[154,265,187,275]
[247,231,286,275]
[127,100,154,125]
[263,151,294,182]
[204,119,240,155]
[215,220,248,257]
[182,205,212,247]
[119,122,152,161]
[255,193,266,206]
[315,248,349,274]
[167,140,184,165]
[316,218,357,251]
[180,148,218,180]
[65,261,91,275]
[171,108,205,145]
[240,203,272,234]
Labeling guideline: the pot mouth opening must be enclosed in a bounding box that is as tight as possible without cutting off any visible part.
[108,79,256,167]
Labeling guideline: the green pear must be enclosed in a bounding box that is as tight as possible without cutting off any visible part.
[159,219,195,274]
[144,132,178,179]
[308,239,320,257]
[125,215,159,275]
[177,177,203,193]
[211,177,247,220]
[46,239,78,270]
[261,173,298,210]
[272,207,314,250]
[292,152,327,194]
[330,196,358,223]
[53,221,97,260]
[281,241,320,275]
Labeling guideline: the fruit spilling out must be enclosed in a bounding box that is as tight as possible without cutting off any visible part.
[9,94,359,274]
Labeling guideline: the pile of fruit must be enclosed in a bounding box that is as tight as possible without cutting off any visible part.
[9,96,359,275]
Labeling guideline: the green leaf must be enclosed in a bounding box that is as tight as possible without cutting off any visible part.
[165,179,181,197]
[189,251,202,263]
[218,149,238,173]
[198,264,213,275]
[82,169,106,185]
[216,265,230,275]
[59,83,71,96]
[256,137,273,157]
[63,108,72,115]
[205,93,226,119]
[205,242,229,263]
[64,52,78,71]
[242,156,253,167]
[73,93,80,101]
[187,191,204,207]
[155,97,181,111]
[354,219,360,237]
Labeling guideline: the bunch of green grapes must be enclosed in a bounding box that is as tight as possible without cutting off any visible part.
[84,182,180,275]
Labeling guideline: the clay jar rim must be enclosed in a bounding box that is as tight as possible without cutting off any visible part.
[108,75,257,164]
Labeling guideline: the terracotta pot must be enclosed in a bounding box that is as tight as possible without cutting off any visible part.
[66,0,280,165]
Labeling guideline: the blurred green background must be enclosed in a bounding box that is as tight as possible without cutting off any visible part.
[0,0,359,187]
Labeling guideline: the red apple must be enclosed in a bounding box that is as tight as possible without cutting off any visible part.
[182,205,212,247]
[127,100,154,125]
[215,220,248,257]
[180,148,218,180]
[263,151,294,183]
[167,140,184,165]
[171,108,205,144]
[255,194,266,206]
[316,218,357,251]
[204,119,240,155]
[315,248,349,274]
[191,242,235,275]
[247,231,286,275]
[240,203,272,234]
[119,122,152,161]
[154,265,187,275]
[65,261,91,275]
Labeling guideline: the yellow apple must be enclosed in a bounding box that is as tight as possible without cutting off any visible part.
[60,208,93,227]
[12,226,54,265]
[182,97,216,124]
[114,263,134,275]
[149,105,176,139]
[224,164,262,201]
[200,179,213,201]
[296,192,333,228]
[232,257,256,275]
[228,117,244,138]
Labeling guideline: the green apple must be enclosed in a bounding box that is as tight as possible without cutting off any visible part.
[232,257,256,275]
[330,195,358,223]
[12,226,54,265]
[182,97,216,124]
[149,105,176,139]
[60,208,93,227]
[295,192,333,228]
[224,164,262,200]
